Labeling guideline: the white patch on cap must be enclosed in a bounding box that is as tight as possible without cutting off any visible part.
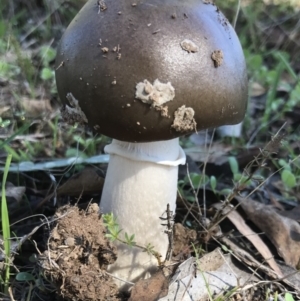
[180,39,199,53]
[135,79,175,106]
[171,105,197,132]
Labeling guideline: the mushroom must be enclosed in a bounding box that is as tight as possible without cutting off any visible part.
[55,0,248,290]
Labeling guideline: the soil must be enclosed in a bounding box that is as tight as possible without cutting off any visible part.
[36,203,197,301]
[171,105,197,133]
[38,203,120,301]
[61,93,88,125]
[211,50,224,68]
[172,223,197,257]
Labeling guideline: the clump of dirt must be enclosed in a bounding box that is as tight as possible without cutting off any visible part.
[180,39,199,53]
[135,79,175,106]
[211,50,224,68]
[171,105,197,132]
[173,223,197,257]
[38,203,120,301]
[154,105,169,118]
[61,93,88,125]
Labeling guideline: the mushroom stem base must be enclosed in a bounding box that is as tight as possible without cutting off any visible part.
[100,138,186,289]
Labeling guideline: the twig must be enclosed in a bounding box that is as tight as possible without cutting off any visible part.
[233,0,241,29]
[8,286,16,301]
[210,124,289,229]
[160,204,174,262]
[200,129,215,221]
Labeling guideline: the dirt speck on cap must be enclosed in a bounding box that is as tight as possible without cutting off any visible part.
[135,79,175,106]
[152,29,161,34]
[211,50,223,67]
[155,105,169,118]
[97,0,107,13]
[38,204,119,301]
[180,39,199,53]
[56,61,64,71]
[101,47,109,53]
[61,93,88,125]
[112,45,121,52]
[112,45,121,59]
[171,105,197,132]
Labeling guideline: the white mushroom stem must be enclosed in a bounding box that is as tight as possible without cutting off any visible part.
[100,138,186,288]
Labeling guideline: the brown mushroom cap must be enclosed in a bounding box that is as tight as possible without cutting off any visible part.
[55,0,248,142]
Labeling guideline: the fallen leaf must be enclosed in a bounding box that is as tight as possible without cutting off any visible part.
[169,257,196,285]
[0,105,10,116]
[0,182,25,211]
[1,182,25,203]
[21,97,52,118]
[184,143,233,164]
[184,144,260,177]
[249,82,266,97]
[220,236,300,293]
[160,248,259,301]
[267,189,285,211]
[217,204,282,277]
[0,133,45,142]
[57,166,105,196]
[237,197,300,268]
[278,205,300,223]
[129,270,168,301]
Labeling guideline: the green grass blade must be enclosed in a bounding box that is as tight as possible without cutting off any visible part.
[1,154,12,293]
[0,123,31,149]
[262,59,284,125]
[276,52,298,82]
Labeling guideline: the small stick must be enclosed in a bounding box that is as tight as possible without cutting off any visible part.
[160,203,174,262]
